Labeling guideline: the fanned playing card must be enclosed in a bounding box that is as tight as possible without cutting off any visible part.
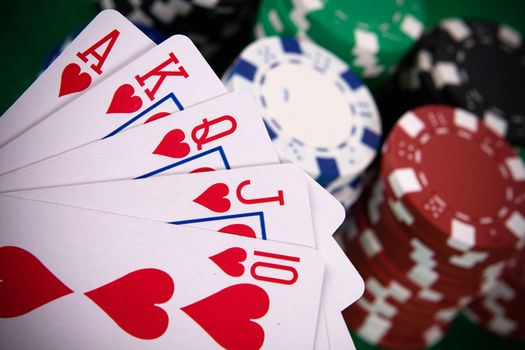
[0,91,278,191]
[0,34,226,176]
[0,195,324,349]
[0,13,366,349]
[0,10,154,147]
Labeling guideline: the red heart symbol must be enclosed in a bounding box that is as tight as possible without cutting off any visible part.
[218,224,257,238]
[153,129,191,158]
[59,63,92,97]
[193,183,231,213]
[190,167,215,174]
[84,268,174,340]
[145,111,171,124]
[106,84,143,114]
[209,247,246,277]
[181,284,269,350]
[0,246,73,318]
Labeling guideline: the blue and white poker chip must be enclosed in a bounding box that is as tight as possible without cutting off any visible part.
[223,36,382,188]
[327,174,364,210]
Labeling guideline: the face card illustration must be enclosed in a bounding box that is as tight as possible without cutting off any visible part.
[8,164,316,248]
[0,10,155,147]
[0,91,278,192]
[0,195,324,349]
[0,34,227,176]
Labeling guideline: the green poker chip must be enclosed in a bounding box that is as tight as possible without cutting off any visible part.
[256,0,427,90]
[255,0,297,38]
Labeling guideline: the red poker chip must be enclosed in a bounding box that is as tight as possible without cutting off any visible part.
[465,276,525,341]
[358,198,478,289]
[345,213,474,315]
[366,186,495,280]
[368,173,486,263]
[371,185,508,284]
[504,246,525,292]
[378,321,447,350]
[344,300,447,350]
[343,105,525,346]
[348,247,461,326]
[357,287,450,330]
[378,174,514,265]
[351,199,489,299]
[381,105,525,252]
[381,182,515,262]
[341,208,464,348]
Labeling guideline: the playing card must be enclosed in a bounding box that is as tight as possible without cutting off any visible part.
[0,91,278,191]
[324,296,357,350]
[0,90,364,311]
[316,304,331,349]
[6,163,355,347]
[3,152,364,311]
[280,157,365,310]
[0,195,324,349]
[0,34,226,175]
[7,164,316,248]
[0,87,360,346]
[0,10,155,147]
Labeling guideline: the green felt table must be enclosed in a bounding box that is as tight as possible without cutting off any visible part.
[0,0,523,348]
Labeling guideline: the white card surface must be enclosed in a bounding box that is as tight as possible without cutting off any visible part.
[0,195,324,349]
[0,91,364,311]
[0,10,155,147]
[0,34,226,175]
[0,10,367,348]
[280,157,364,310]
[8,164,316,248]
[7,163,359,347]
[325,297,357,350]
[0,91,278,191]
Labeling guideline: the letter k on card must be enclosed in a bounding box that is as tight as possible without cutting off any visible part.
[106,52,188,114]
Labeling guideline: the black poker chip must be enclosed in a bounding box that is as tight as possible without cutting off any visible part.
[385,18,525,146]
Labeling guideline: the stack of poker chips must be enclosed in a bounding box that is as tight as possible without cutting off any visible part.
[99,0,260,73]
[222,36,382,209]
[464,246,525,340]
[384,18,525,146]
[254,0,426,90]
[335,105,525,349]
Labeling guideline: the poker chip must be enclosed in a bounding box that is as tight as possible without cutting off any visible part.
[372,186,508,281]
[382,105,525,253]
[343,299,448,350]
[254,0,427,89]
[464,279,525,341]
[337,104,525,349]
[326,174,364,210]
[337,205,452,349]
[391,18,525,146]
[464,246,525,341]
[223,36,382,197]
